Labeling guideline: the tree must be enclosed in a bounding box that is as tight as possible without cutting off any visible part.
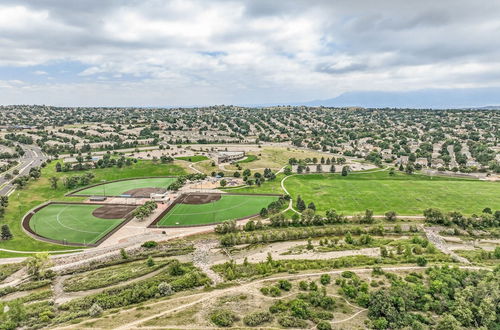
[341,166,349,176]
[329,164,335,173]
[55,162,62,172]
[220,179,227,187]
[1,224,13,240]
[26,253,52,279]
[307,202,316,211]
[260,208,268,218]
[49,176,59,189]
[296,196,306,212]
[385,211,397,221]
[436,314,461,330]
[389,168,395,176]
[416,256,427,266]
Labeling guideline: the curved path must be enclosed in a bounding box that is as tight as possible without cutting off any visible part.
[107,265,489,330]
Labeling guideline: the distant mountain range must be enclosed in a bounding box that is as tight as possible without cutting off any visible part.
[294,87,500,109]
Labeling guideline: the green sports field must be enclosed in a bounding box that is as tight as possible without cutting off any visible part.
[29,204,128,245]
[74,177,176,196]
[284,171,500,215]
[157,194,278,226]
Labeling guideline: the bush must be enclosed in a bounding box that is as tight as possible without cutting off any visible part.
[243,311,273,326]
[279,280,292,291]
[158,282,173,296]
[320,274,331,285]
[210,309,238,327]
[269,286,282,297]
[416,257,427,267]
[317,320,332,329]
[141,241,158,248]
[89,303,103,317]
[278,315,308,328]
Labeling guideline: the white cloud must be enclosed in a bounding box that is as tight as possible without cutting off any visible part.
[0,0,500,105]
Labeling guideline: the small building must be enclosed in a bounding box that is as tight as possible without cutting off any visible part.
[217,151,245,164]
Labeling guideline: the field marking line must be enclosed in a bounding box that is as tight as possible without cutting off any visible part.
[55,205,103,235]
[65,210,122,244]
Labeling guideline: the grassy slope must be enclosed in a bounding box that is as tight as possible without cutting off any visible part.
[284,171,500,215]
[29,204,124,244]
[158,194,278,226]
[75,177,176,196]
[0,160,186,254]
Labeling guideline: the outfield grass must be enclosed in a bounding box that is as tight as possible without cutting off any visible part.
[29,204,127,245]
[0,160,185,254]
[74,177,176,196]
[157,194,278,226]
[175,155,209,162]
[284,171,500,215]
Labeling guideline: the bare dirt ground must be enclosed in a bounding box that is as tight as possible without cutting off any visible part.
[92,205,136,219]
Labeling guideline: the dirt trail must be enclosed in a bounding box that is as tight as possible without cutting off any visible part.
[52,266,168,305]
[106,265,488,330]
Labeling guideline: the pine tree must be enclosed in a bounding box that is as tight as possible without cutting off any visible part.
[341,166,349,176]
[1,224,12,240]
[307,202,316,211]
[296,196,306,212]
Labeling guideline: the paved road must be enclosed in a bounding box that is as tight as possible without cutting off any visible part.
[0,144,47,196]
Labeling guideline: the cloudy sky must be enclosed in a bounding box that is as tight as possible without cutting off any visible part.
[1,0,500,107]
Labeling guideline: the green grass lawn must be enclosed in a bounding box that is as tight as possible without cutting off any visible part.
[74,177,176,196]
[175,155,209,162]
[0,160,186,254]
[221,174,285,194]
[29,204,127,245]
[284,171,500,215]
[157,194,278,226]
[236,154,259,163]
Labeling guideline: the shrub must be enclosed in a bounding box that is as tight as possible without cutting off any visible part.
[210,309,238,327]
[141,241,158,248]
[279,280,292,291]
[316,320,332,330]
[89,303,103,317]
[299,281,308,291]
[269,286,282,297]
[320,274,331,285]
[278,315,308,328]
[158,282,173,296]
[243,311,273,326]
[146,256,155,267]
[416,257,427,267]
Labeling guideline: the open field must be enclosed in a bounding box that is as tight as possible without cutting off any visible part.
[0,160,185,253]
[28,203,135,245]
[73,177,176,196]
[175,155,209,162]
[285,171,500,215]
[156,194,278,226]
[221,146,342,171]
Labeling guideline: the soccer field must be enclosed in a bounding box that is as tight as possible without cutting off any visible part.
[73,177,176,196]
[284,171,500,215]
[157,194,278,226]
[28,204,133,245]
